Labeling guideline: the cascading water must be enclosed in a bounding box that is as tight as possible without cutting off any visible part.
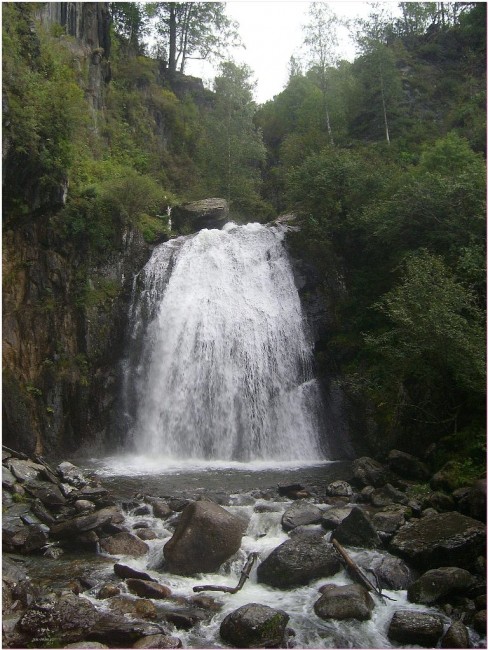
[120,221,327,462]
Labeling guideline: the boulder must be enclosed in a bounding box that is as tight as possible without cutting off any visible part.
[373,509,405,536]
[430,461,465,492]
[220,603,289,649]
[387,450,430,481]
[136,529,157,541]
[257,534,340,588]
[370,483,408,507]
[387,610,444,647]
[7,459,44,483]
[390,511,486,570]
[109,595,157,620]
[18,592,101,646]
[281,501,323,531]
[23,479,67,507]
[3,466,17,490]
[326,481,353,498]
[98,584,121,599]
[332,507,382,548]
[458,479,487,522]
[145,497,172,519]
[50,506,125,538]
[314,584,375,621]
[277,483,310,499]
[356,553,415,590]
[57,461,88,487]
[441,620,470,648]
[163,500,246,575]
[100,532,149,557]
[114,563,157,582]
[86,615,167,647]
[126,579,171,599]
[423,491,455,512]
[408,567,475,604]
[321,505,354,530]
[74,500,97,513]
[172,198,229,232]
[472,609,487,635]
[352,457,389,487]
[133,635,182,649]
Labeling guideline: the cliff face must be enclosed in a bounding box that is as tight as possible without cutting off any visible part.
[1,3,151,458]
[37,2,111,111]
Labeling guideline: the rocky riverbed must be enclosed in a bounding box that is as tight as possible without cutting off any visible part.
[2,447,486,649]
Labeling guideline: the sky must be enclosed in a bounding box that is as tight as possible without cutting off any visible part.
[186,1,393,104]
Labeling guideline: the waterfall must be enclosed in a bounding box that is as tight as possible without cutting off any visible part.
[120,222,327,462]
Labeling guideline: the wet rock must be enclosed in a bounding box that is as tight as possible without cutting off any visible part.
[321,505,354,530]
[420,507,438,517]
[387,610,444,647]
[50,506,125,538]
[98,584,121,599]
[472,609,487,634]
[133,504,152,516]
[3,466,17,490]
[86,615,167,647]
[7,459,44,483]
[163,500,246,575]
[18,592,101,646]
[79,486,110,502]
[278,483,310,499]
[21,523,50,553]
[332,507,382,548]
[370,483,408,508]
[56,462,88,487]
[430,461,465,492]
[441,620,470,648]
[31,498,56,525]
[145,497,173,519]
[132,635,182,648]
[164,609,206,629]
[254,502,282,513]
[390,512,486,570]
[109,595,157,620]
[189,595,223,611]
[172,198,229,232]
[60,482,79,498]
[114,563,157,582]
[373,509,405,536]
[23,479,67,507]
[167,497,191,511]
[458,479,487,522]
[358,486,375,502]
[100,532,149,557]
[356,553,415,590]
[126,579,172,599]
[408,567,475,604]
[257,534,340,588]
[74,499,97,513]
[387,450,430,481]
[326,481,353,498]
[281,501,323,531]
[352,457,389,488]
[288,524,324,538]
[314,584,375,621]
[136,529,157,541]
[220,603,289,649]
[423,491,455,512]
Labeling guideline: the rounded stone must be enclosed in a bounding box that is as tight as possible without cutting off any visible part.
[220,603,289,649]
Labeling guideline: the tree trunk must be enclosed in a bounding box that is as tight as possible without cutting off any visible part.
[168,4,177,75]
[379,67,390,145]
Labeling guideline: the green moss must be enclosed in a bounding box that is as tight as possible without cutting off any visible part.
[137,212,170,243]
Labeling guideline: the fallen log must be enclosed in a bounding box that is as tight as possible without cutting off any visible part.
[193,552,258,594]
[331,537,396,602]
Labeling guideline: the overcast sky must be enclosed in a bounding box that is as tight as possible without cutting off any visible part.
[187,1,395,104]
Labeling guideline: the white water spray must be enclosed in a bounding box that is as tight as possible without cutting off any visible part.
[121,222,326,462]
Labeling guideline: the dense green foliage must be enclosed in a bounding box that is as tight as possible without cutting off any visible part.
[258,3,486,466]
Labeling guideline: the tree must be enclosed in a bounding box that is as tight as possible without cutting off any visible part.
[151,3,239,74]
[201,62,266,214]
[110,3,150,54]
[302,2,341,144]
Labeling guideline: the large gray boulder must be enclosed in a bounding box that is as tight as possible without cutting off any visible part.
[314,584,375,621]
[100,532,149,557]
[352,457,390,487]
[356,553,415,591]
[163,500,246,575]
[220,603,289,648]
[407,566,475,604]
[390,511,486,570]
[387,449,430,481]
[441,621,470,648]
[281,500,323,531]
[332,507,382,548]
[172,198,229,233]
[257,534,340,588]
[387,610,444,647]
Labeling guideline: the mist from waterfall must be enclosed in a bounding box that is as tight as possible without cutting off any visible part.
[120,222,327,462]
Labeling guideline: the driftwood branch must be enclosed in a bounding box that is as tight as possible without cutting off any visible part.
[331,538,396,603]
[193,552,258,594]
